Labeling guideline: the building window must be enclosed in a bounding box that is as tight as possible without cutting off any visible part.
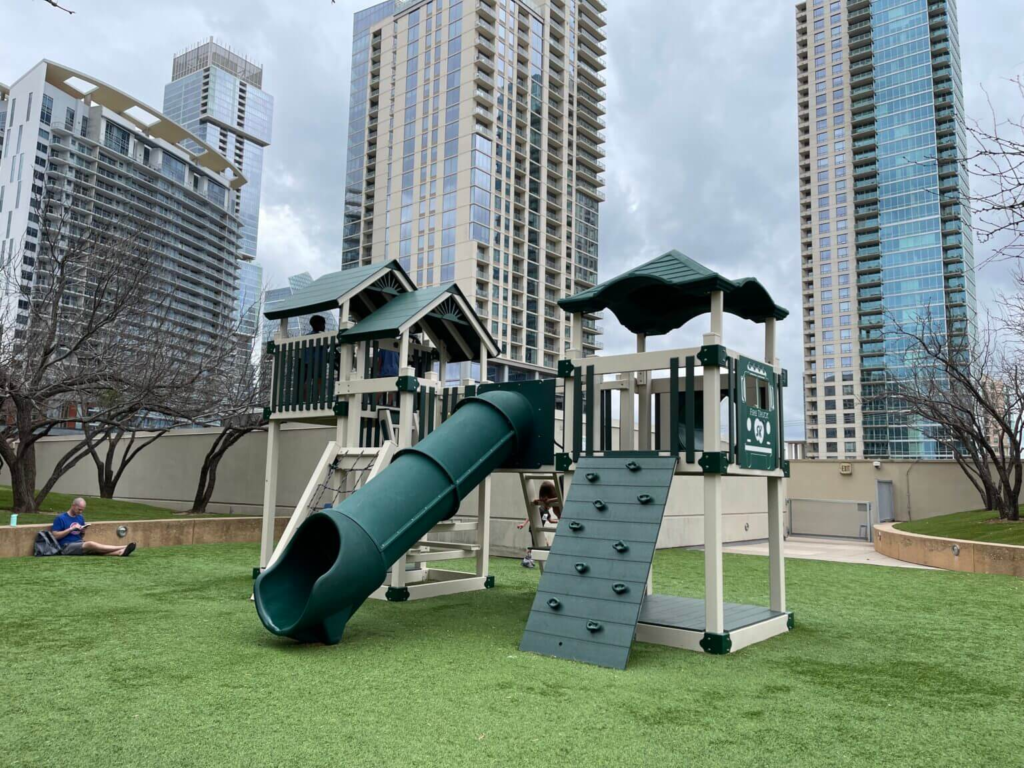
[104,122,130,156]
[40,95,52,126]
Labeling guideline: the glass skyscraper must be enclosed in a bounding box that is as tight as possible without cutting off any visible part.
[796,0,974,459]
[343,0,607,381]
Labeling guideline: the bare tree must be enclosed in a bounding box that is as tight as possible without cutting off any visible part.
[0,188,239,512]
[888,307,1023,521]
[189,324,269,514]
[966,76,1024,263]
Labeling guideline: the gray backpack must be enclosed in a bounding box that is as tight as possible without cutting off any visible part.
[33,530,62,557]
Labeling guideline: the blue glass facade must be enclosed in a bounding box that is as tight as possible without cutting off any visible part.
[163,49,274,262]
[855,0,973,458]
[797,0,973,460]
[343,1,395,269]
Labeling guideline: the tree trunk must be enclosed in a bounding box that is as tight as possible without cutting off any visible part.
[8,455,38,513]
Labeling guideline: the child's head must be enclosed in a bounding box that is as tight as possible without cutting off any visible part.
[538,481,557,501]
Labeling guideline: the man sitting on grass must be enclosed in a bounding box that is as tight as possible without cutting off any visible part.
[52,498,137,557]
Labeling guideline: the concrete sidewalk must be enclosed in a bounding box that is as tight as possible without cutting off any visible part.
[720,536,932,569]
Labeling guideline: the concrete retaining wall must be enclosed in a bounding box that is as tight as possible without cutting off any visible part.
[788,460,987,522]
[2,425,775,556]
[874,523,1024,578]
[0,517,289,558]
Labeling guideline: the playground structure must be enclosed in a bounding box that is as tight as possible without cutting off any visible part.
[254,251,792,667]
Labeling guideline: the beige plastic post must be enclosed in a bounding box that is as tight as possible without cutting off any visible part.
[704,290,725,636]
[392,331,415,591]
[259,420,281,569]
[345,341,363,448]
[476,475,491,577]
[637,334,650,451]
[764,316,786,612]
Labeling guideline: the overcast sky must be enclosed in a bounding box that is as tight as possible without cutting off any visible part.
[4,0,1024,435]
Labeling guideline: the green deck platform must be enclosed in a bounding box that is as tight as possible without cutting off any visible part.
[638,595,785,632]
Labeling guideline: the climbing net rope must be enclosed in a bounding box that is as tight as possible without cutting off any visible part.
[305,456,376,515]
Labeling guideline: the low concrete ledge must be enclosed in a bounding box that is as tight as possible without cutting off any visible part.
[874,522,1024,578]
[0,517,289,558]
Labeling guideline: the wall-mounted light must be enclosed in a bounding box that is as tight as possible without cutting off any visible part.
[116,525,128,539]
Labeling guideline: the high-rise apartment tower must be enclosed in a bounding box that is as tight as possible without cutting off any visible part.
[0,61,246,350]
[343,0,607,381]
[796,0,974,459]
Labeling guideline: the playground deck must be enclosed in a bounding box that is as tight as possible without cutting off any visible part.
[638,594,785,632]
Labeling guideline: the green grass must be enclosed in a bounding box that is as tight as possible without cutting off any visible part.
[0,546,1021,767]
[896,509,1024,546]
[0,486,232,525]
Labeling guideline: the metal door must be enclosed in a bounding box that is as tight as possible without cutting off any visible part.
[876,480,895,523]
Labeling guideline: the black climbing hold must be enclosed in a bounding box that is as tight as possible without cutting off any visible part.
[586,621,602,633]
[612,583,628,595]
[569,521,584,532]
[626,461,641,472]
[613,541,629,553]
[637,494,653,505]
[593,499,606,511]
[574,562,589,574]
[548,598,561,610]
[585,472,600,482]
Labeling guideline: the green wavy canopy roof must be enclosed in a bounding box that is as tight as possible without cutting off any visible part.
[559,250,788,336]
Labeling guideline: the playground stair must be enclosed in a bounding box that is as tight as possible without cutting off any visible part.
[519,455,678,670]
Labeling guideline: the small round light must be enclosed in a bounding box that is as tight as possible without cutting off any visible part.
[116,525,128,539]
[951,544,960,556]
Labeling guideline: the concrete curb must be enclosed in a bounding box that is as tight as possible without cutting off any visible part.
[874,522,1024,578]
[0,517,289,558]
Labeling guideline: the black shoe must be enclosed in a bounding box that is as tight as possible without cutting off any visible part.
[122,542,137,557]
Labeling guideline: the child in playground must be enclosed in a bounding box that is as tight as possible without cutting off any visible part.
[517,481,561,568]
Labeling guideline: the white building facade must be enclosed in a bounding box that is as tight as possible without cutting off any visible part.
[0,61,246,348]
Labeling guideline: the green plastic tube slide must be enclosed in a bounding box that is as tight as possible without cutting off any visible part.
[254,389,535,644]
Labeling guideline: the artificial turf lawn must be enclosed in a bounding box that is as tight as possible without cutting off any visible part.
[895,508,1024,546]
[0,486,230,525]
[1,546,1021,768]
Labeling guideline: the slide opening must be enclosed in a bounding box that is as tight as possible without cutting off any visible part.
[259,514,340,631]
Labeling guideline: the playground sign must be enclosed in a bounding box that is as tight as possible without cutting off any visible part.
[737,356,778,471]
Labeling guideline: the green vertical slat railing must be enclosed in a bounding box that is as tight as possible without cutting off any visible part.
[427,389,436,435]
[654,392,662,451]
[271,345,281,412]
[585,365,595,456]
[600,389,612,451]
[669,358,679,458]
[418,387,427,442]
[283,344,293,412]
[684,356,695,465]
[727,357,735,465]
[572,367,583,462]
[441,387,450,423]
[327,338,337,410]
[777,372,785,469]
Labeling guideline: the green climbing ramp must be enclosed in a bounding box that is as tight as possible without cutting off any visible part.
[519,455,678,670]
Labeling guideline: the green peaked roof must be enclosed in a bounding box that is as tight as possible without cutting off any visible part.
[264,261,412,321]
[559,250,789,336]
[340,283,499,363]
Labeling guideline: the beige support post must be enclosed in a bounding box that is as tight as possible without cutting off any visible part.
[392,331,414,590]
[637,334,651,451]
[345,341,362,448]
[764,315,785,612]
[476,475,491,577]
[620,372,635,450]
[479,344,489,384]
[259,420,281,569]
[569,312,584,359]
[704,290,725,636]
[767,476,786,612]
